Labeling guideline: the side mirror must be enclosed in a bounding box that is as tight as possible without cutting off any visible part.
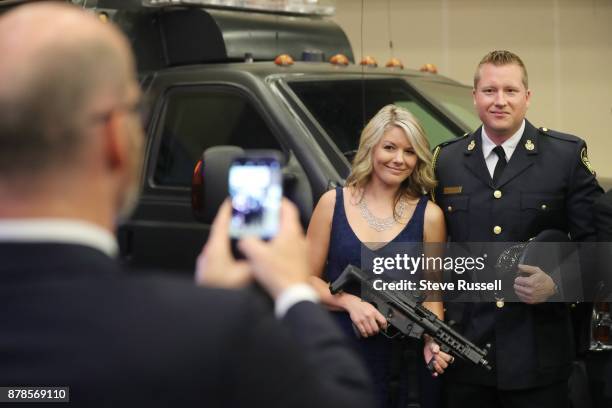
[191,146,244,224]
[191,146,313,226]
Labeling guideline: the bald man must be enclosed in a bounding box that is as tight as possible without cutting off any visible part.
[0,4,373,407]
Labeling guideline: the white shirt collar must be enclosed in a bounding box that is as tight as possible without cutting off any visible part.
[0,219,118,258]
[481,119,525,161]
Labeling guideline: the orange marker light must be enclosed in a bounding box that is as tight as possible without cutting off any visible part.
[420,63,438,74]
[359,56,378,67]
[274,54,294,66]
[385,58,404,69]
[191,160,204,219]
[330,54,350,66]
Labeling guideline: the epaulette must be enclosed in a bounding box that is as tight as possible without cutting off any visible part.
[540,127,594,175]
[538,127,580,143]
[432,132,469,173]
[433,132,470,150]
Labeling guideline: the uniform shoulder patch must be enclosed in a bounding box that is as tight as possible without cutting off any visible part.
[432,145,442,175]
[580,146,596,175]
[431,134,468,204]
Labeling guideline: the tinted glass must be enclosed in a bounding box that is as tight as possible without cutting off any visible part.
[154,89,281,187]
[410,80,481,132]
[288,78,464,156]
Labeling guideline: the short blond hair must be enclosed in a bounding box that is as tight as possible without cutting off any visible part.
[345,105,436,217]
[474,50,528,89]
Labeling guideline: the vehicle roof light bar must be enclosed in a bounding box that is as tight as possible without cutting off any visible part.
[142,0,335,16]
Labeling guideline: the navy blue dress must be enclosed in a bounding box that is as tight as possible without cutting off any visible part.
[324,187,440,408]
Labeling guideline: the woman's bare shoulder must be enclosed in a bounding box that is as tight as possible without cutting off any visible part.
[424,200,444,223]
[317,188,337,208]
[310,188,337,225]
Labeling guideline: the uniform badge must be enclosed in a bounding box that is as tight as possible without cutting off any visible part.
[580,147,595,175]
[524,139,535,151]
[467,140,475,151]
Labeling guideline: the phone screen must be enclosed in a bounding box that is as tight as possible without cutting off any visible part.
[229,157,282,239]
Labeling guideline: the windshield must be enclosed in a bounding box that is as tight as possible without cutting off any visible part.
[288,78,479,158]
[410,79,481,132]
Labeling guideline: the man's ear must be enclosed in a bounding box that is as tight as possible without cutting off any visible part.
[525,89,532,108]
[102,111,128,172]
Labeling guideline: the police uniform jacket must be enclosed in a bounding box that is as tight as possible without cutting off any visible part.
[433,119,602,389]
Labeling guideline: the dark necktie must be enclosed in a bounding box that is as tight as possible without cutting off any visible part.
[492,145,507,184]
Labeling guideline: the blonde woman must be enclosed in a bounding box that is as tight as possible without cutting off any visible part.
[307,105,452,408]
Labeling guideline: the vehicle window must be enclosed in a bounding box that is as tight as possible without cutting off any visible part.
[154,89,282,187]
[409,80,481,132]
[288,78,460,156]
[394,101,458,147]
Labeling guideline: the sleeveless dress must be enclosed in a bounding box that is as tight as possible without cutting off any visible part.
[324,187,440,408]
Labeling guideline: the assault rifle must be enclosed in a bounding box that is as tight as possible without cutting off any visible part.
[329,265,492,371]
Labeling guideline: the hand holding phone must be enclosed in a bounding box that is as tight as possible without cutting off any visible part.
[195,200,252,288]
[229,155,282,240]
[238,199,312,299]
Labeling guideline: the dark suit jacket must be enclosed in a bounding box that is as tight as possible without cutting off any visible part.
[0,242,374,407]
[433,120,603,389]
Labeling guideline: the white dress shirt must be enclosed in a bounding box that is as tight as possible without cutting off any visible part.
[0,218,118,257]
[481,120,525,178]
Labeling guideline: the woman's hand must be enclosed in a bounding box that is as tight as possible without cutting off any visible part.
[423,335,454,376]
[341,295,388,337]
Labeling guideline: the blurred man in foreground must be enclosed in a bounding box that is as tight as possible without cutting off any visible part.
[0,3,373,407]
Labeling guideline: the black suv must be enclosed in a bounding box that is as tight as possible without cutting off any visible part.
[74,0,479,272]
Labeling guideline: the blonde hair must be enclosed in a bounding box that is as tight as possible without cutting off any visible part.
[345,105,436,216]
[474,50,528,89]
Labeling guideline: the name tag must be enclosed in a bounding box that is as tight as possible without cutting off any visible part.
[443,186,463,195]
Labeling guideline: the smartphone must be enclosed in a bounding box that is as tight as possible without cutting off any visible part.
[229,155,282,240]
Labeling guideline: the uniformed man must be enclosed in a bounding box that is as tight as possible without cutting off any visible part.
[433,50,603,407]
